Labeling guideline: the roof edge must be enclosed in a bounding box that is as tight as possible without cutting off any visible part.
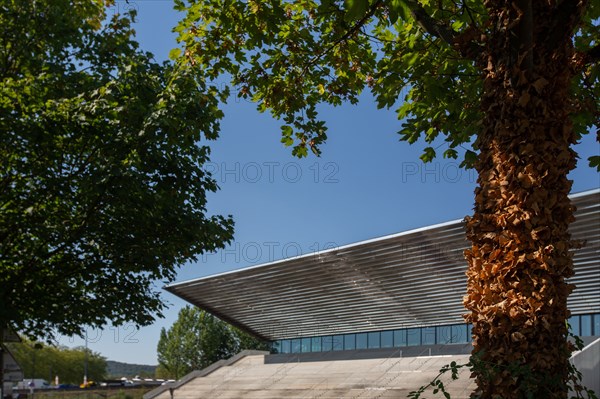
[167,187,600,289]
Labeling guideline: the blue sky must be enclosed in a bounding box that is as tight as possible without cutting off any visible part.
[60,0,600,366]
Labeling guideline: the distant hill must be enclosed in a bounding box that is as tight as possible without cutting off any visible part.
[106,360,157,378]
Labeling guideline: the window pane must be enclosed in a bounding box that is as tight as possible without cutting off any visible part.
[344,334,356,350]
[581,315,592,336]
[301,338,311,353]
[451,325,468,344]
[436,326,452,345]
[332,335,344,351]
[356,333,368,349]
[281,340,291,354]
[594,314,600,336]
[368,332,380,349]
[569,315,581,336]
[467,324,473,342]
[322,336,333,352]
[381,331,393,348]
[407,328,420,346]
[311,337,322,352]
[291,339,301,353]
[394,330,407,347]
[422,327,436,345]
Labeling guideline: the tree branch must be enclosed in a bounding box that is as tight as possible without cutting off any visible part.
[301,0,383,76]
[404,0,482,60]
[405,0,456,46]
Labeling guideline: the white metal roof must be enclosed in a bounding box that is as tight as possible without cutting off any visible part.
[166,189,600,341]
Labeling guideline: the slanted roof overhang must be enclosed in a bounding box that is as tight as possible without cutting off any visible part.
[166,189,600,341]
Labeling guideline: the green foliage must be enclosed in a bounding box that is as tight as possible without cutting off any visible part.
[173,0,598,167]
[156,306,269,379]
[105,361,156,379]
[0,1,234,340]
[6,339,106,385]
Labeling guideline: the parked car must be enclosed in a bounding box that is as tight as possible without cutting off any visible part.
[16,380,50,390]
[79,381,97,389]
[55,384,77,390]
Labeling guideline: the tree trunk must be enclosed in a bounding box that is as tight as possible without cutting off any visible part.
[463,2,583,398]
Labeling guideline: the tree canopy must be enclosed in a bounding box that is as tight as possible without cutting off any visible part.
[6,339,106,385]
[0,0,234,340]
[173,0,598,166]
[156,306,269,379]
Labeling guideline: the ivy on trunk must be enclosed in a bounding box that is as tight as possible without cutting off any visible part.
[463,2,583,397]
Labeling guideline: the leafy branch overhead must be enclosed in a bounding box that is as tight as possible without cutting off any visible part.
[174,0,599,167]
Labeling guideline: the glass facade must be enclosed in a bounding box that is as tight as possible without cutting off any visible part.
[368,332,380,349]
[421,327,436,345]
[311,337,321,352]
[381,331,393,348]
[394,329,407,347]
[406,328,420,346]
[274,312,600,354]
[344,334,356,350]
[569,313,600,338]
[356,333,367,350]
[322,336,333,352]
[332,336,343,351]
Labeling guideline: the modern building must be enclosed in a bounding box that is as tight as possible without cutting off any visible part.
[146,188,599,399]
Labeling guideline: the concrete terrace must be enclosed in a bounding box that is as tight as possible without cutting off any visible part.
[146,348,476,399]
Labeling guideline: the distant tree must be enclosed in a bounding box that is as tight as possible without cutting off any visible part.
[105,361,156,379]
[154,364,170,381]
[156,306,269,379]
[233,327,271,353]
[0,0,234,347]
[6,339,106,385]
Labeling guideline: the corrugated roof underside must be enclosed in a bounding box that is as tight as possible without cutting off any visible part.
[167,191,600,340]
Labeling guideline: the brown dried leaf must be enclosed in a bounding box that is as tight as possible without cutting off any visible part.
[517,91,531,107]
[532,77,549,93]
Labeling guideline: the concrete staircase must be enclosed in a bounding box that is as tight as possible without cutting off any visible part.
[145,348,476,399]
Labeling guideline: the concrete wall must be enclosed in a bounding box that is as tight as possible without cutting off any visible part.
[571,337,600,398]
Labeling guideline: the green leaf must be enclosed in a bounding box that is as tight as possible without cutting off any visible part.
[461,150,478,168]
[443,148,458,159]
[169,47,182,60]
[420,146,436,162]
[344,0,368,21]
[390,0,412,23]
[589,155,600,171]
[281,125,293,136]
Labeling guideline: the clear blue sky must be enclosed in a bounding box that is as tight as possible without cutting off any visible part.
[60,0,600,366]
